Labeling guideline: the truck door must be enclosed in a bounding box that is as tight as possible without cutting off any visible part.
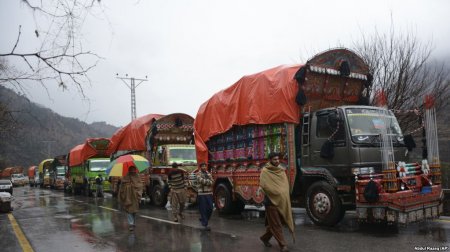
[310,109,350,178]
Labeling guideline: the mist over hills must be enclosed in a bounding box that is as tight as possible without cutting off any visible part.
[0,86,119,168]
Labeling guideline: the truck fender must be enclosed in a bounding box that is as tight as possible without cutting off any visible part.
[150,175,166,188]
[300,167,338,189]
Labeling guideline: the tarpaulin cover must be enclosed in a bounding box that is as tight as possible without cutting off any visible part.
[194,64,302,163]
[109,114,164,153]
[38,159,53,173]
[69,138,111,166]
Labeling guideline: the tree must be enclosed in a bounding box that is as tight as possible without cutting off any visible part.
[0,0,103,137]
[353,25,450,134]
[0,0,102,93]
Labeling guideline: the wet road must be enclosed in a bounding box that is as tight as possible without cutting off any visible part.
[1,186,450,252]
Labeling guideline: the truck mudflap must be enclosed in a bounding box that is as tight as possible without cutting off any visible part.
[356,184,443,224]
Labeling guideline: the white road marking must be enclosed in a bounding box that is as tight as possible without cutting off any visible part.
[99,206,119,212]
[139,215,180,225]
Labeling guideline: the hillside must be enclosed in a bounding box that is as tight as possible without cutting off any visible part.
[0,86,119,168]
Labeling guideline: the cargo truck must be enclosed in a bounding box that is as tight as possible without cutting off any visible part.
[108,113,197,206]
[38,160,53,188]
[108,114,163,197]
[194,48,443,226]
[50,155,67,190]
[68,138,111,196]
[145,113,198,207]
[28,166,37,186]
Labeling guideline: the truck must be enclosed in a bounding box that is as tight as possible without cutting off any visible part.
[38,159,53,188]
[108,113,163,197]
[28,166,37,186]
[108,113,198,207]
[68,138,111,196]
[193,48,443,226]
[145,113,198,207]
[50,155,67,190]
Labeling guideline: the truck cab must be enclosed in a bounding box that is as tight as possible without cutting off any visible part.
[146,113,197,207]
[298,106,408,225]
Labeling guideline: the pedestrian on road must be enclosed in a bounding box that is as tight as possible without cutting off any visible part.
[259,152,295,252]
[95,173,104,197]
[168,162,187,222]
[196,162,214,230]
[118,166,143,231]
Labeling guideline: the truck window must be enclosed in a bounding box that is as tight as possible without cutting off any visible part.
[316,114,345,141]
[89,160,110,172]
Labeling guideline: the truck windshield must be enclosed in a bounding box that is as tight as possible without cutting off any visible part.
[90,160,110,172]
[346,108,403,145]
[12,174,23,178]
[56,166,66,177]
[167,147,197,164]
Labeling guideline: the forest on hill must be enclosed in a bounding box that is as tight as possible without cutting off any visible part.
[0,86,119,169]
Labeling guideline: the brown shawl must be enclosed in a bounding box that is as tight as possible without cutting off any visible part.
[118,174,143,213]
[260,162,295,238]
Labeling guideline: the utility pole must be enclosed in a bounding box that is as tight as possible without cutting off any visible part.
[116,74,148,120]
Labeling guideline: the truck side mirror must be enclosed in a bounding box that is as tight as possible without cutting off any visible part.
[327,111,340,128]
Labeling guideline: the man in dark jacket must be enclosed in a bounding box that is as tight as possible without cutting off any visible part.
[196,162,214,230]
[168,162,187,222]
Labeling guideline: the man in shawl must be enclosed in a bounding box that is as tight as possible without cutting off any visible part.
[259,152,294,252]
[118,165,143,231]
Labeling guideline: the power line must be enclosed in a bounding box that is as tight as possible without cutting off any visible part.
[116,74,148,120]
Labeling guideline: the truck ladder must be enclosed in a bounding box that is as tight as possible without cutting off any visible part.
[301,106,311,158]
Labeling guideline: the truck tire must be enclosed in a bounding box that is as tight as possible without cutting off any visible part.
[215,183,243,214]
[306,181,344,226]
[151,184,167,207]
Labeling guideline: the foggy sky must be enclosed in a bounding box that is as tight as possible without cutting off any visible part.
[1,0,449,127]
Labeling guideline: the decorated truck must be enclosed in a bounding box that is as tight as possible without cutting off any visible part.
[145,113,198,207]
[68,138,111,196]
[49,155,67,190]
[108,114,164,197]
[108,113,197,206]
[38,159,53,188]
[194,48,443,226]
[28,166,37,186]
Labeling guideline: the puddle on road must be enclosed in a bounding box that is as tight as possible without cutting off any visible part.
[54,214,76,219]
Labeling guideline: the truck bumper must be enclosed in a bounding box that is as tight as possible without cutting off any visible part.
[356,185,443,224]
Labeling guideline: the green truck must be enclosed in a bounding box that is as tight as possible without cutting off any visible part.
[68,138,111,196]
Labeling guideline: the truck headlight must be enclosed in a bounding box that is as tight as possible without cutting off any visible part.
[352,167,375,176]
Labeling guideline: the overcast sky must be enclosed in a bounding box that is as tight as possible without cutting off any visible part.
[1,0,449,127]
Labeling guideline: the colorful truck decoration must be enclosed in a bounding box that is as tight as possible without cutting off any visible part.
[194,48,443,226]
[145,113,197,207]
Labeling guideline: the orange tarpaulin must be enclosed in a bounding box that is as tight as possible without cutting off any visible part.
[194,64,302,164]
[69,138,111,166]
[109,114,164,153]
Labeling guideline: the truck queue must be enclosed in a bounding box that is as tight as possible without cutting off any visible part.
[1,48,444,231]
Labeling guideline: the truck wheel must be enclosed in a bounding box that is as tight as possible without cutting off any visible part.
[306,181,343,226]
[151,184,167,207]
[215,183,235,214]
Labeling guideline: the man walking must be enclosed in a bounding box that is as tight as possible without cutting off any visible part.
[95,173,104,197]
[118,166,143,231]
[196,162,214,230]
[168,162,187,222]
[259,152,294,252]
